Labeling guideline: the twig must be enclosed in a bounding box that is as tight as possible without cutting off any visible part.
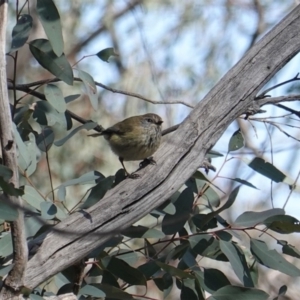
[256,73,300,98]
[255,94,300,107]
[11,77,194,108]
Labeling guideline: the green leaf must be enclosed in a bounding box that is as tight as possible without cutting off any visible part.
[82,283,133,300]
[208,286,269,300]
[156,200,176,215]
[77,69,98,110]
[79,285,106,297]
[181,279,198,300]
[29,39,73,85]
[190,234,227,261]
[162,187,194,235]
[196,186,240,230]
[0,264,13,277]
[0,165,13,181]
[13,123,31,173]
[33,101,67,127]
[102,256,146,286]
[273,285,287,300]
[138,261,161,279]
[251,239,300,276]
[194,269,230,294]
[247,157,286,183]
[110,249,139,266]
[155,261,194,279]
[57,171,104,188]
[44,84,66,113]
[226,177,258,189]
[228,129,244,152]
[233,208,285,227]
[36,127,55,152]
[65,94,80,103]
[191,173,221,207]
[281,243,300,259]
[0,233,13,257]
[36,0,64,56]
[23,185,46,210]
[25,216,43,238]
[40,201,57,219]
[166,242,190,263]
[206,150,224,158]
[122,225,165,239]
[153,273,173,298]
[9,14,33,53]
[0,196,19,221]
[80,176,114,209]
[179,248,198,270]
[25,133,37,176]
[192,214,217,231]
[96,47,118,62]
[0,178,24,197]
[54,121,97,146]
[219,240,254,287]
[264,215,300,234]
[29,295,44,300]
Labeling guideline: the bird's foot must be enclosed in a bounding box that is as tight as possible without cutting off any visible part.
[127,172,140,179]
[139,156,156,168]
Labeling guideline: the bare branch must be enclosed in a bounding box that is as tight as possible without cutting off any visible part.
[256,94,300,107]
[9,77,194,108]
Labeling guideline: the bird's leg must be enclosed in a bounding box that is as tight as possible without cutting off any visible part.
[119,157,140,179]
[139,156,156,168]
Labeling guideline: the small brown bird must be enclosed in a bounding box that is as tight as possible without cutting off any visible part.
[89,113,163,178]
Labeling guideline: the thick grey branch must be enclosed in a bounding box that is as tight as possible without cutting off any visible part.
[23,5,300,289]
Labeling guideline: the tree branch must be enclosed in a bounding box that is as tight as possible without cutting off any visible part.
[20,5,300,289]
[8,77,194,108]
[0,1,28,298]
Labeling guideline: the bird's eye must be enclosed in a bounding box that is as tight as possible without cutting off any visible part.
[146,118,154,123]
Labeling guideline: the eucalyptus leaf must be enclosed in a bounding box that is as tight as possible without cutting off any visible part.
[96,47,118,62]
[54,121,97,146]
[251,239,300,277]
[23,185,47,210]
[246,157,286,183]
[219,240,254,287]
[36,127,55,152]
[79,285,106,297]
[77,69,98,110]
[228,129,244,152]
[102,256,146,286]
[0,233,13,257]
[9,14,33,53]
[233,208,285,227]
[208,286,269,300]
[44,84,66,113]
[36,0,64,56]
[162,187,194,235]
[29,39,73,85]
[0,196,19,221]
[40,201,57,220]
[0,165,13,181]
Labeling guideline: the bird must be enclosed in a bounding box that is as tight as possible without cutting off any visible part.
[89,113,163,178]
